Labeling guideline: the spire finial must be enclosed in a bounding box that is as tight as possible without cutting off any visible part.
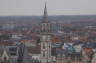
[43,2,48,23]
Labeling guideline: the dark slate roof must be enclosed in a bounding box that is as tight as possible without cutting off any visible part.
[27,46,41,54]
[51,48,56,56]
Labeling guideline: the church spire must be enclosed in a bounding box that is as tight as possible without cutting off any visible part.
[41,3,51,33]
[43,3,48,23]
[40,4,52,63]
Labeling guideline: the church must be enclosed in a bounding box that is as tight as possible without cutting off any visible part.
[26,3,57,63]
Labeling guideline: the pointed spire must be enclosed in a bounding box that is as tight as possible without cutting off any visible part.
[44,3,47,17]
[43,3,48,23]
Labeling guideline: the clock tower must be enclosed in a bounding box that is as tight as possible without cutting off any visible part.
[40,3,52,63]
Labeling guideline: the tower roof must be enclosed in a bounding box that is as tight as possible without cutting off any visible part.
[42,3,49,23]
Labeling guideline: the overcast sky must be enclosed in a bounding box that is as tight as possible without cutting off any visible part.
[0,0,96,16]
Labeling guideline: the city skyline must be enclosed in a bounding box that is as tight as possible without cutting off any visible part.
[0,0,96,16]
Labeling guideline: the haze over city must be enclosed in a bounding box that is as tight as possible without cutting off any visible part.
[1,0,96,63]
[0,0,96,16]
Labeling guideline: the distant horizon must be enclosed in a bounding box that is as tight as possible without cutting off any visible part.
[0,14,96,17]
[0,0,96,16]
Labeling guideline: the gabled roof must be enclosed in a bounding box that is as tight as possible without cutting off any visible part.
[0,46,11,61]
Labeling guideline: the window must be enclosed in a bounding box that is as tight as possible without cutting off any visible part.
[42,23,46,32]
[47,35,50,40]
[43,43,45,49]
[43,52,45,57]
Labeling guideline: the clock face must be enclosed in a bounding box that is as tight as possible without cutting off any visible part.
[42,35,46,40]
